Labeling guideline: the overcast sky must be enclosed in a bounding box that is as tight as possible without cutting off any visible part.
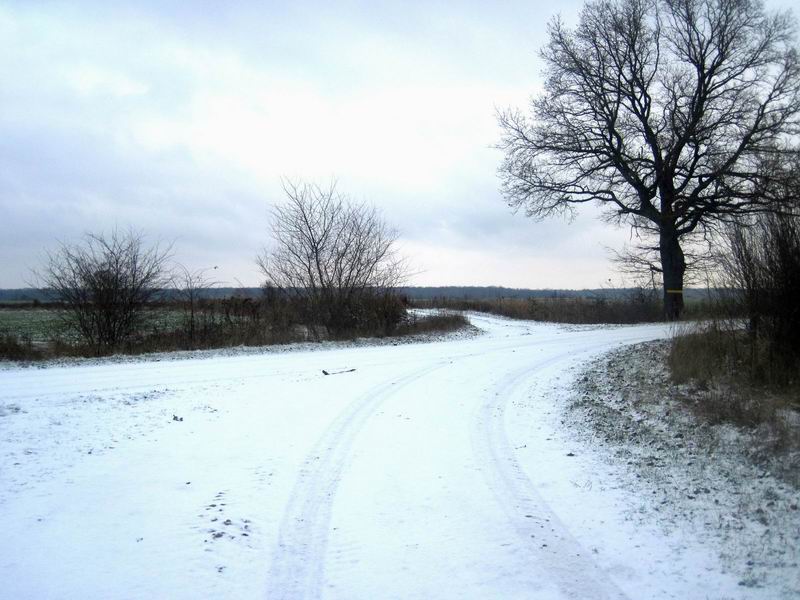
[0,1,794,289]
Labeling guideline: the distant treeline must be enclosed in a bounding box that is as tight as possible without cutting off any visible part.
[0,286,714,304]
[0,287,258,303]
[400,286,714,302]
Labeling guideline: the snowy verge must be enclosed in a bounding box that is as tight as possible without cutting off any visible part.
[0,322,483,372]
[560,341,799,598]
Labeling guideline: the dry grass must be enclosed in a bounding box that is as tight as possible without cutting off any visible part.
[569,340,800,591]
[667,213,800,439]
[669,321,741,385]
[669,321,799,459]
[0,305,472,361]
[394,311,470,336]
[412,292,663,324]
[0,331,44,361]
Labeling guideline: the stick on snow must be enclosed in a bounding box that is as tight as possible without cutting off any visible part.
[322,368,356,376]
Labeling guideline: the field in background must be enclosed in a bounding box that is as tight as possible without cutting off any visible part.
[0,308,66,342]
[0,286,716,304]
[0,300,469,361]
[0,285,725,360]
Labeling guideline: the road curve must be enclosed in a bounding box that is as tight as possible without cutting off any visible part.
[265,316,670,599]
[0,313,676,600]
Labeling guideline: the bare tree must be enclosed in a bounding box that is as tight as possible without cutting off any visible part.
[172,265,219,346]
[498,0,800,318]
[257,180,406,337]
[37,229,171,351]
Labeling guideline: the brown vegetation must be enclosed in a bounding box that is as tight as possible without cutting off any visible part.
[257,180,406,339]
[669,323,798,435]
[0,331,43,361]
[668,213,800,436]
[0,297,470,361]
[394,310,470,337]
[413,290,663,324]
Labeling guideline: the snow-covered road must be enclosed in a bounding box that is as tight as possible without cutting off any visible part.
[0,314,762,599]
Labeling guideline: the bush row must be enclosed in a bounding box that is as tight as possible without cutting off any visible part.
[412,289,663,324]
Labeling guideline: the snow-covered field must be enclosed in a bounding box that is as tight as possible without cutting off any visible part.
[0,314,788,599]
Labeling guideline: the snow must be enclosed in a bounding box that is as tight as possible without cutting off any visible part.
[0,313,793,598]
[560,341,800,598]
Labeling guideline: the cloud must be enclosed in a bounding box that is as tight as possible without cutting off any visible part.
[1,0,634,289]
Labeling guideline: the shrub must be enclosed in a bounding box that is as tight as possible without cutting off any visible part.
[257,180,407,339]
[668,212,800,428]
[36,229,171,353]
[722,213,800,384]
[396,311,470,336]
[411,290,662,324]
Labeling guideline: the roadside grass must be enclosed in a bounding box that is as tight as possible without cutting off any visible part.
[0,330,44,361]
[669,322,799,430]
[567,341,799,593]
[412,293,666,324]
[395,310,470,336]
[667,210,800,444]
[668,321,799,464]
[0,304,471,361]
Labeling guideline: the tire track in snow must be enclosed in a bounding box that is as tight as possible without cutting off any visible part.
[266,361,449,600]
[265,327,666,599]
[473,343,632,600]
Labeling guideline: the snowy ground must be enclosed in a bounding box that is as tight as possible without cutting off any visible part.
[563,342,799,598]
[0,313,793,599]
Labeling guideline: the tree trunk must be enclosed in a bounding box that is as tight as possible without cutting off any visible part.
[659,228,686,320]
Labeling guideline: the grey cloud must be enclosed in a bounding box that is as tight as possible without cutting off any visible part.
[0,0,693,289]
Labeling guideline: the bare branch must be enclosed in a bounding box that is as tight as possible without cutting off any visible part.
[257,180,408,337]
[34,228,172,351]
[499,0,800,318]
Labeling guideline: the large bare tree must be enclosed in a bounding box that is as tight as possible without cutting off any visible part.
[257,180,406,337]
[499,0,800,318]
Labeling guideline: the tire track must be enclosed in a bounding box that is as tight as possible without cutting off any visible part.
[267,328,663,599]
[266,361,449,600]
[473,342,632,600]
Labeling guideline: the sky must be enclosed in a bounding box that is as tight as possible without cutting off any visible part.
[0,0,794,289]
